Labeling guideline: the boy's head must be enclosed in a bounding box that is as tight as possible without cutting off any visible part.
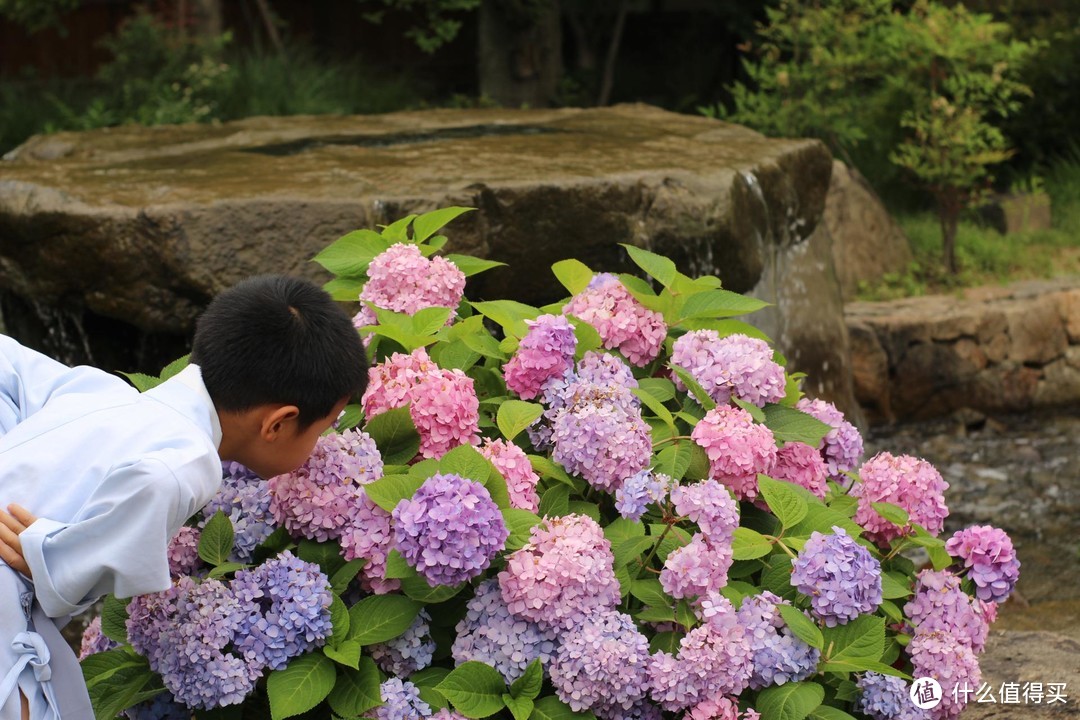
[191,275,368,477]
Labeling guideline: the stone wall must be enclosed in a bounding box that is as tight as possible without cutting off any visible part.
[846,278,1080,424]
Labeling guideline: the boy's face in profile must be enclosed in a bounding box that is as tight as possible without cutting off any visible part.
[245,398,348,479]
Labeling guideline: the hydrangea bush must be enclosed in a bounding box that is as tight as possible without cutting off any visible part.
[82,207,1021,720]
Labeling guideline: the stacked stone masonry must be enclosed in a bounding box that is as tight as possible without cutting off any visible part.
[846,278,1080,424]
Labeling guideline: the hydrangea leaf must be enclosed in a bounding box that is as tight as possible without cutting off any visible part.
[312,229,388,277]
[758,475,809,529]
[612,535,655,568]
[504,509,543,551]
[732,527,774,560]
[100,594,129,644]
[327,593,350,645]
[412,306,454,336]
[629,577,671,608]
[347,595,423,646]
[761,558,798,601]
[445,254,508,278]
[363,474,426,513]
[822,615,885,666]
[297,538,347,579]
[266,653,337,720]
[504,694,535,720]
[117,371,162,392]
[384,549,413,579]
[778,604,824,650]
[335,404,364,432]
[567,501,601,522]
[528,455,578,489]
[419,235,449,256]
[604,517,646,543]
[633,387,676,432]
[638,377,677,402]
[871,501,910,527]
[621,243,678,288]
[654,440,694,481]
[207,561,247,579]
[435,661,508,718]
[648,631,682,655]
[365,407,422,465]
[159,354,190,381]
[756,680,825,720]
[326,658,381,718]
[198,511,235,567]
[529,696,597,720]
[83,647,156,720]
[807,705,859,720]
[380,214,418,241]
[330,558,366,595]
[323,276,367,302]
[440,444,492,484]
[669,365,717,410]
[471,300,541,340]
[551,258,594,295]
[399,573,466,604]
[412,206,474,242]
[676,289,770,322]
[497,400,545,442]
[880,571,913,599]
[539,484,571,517]
[432,340,481,372]
[509,659,544,700]
[821,659,910,679]
[634,605,677,623]
[323,639,362,670]
[762,404,832,447]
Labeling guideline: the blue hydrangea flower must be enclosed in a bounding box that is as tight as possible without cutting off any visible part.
[375,679,431,720]
[737,592,820,689]
[790,527,882,627]
[392,473,508,587]
[452,579,557,684]
[615,470,672,521]
[202,462,275,563]
[231,551,333,670]
[371,609,436,677]
[856,672,931,720]
[550,611,651,714]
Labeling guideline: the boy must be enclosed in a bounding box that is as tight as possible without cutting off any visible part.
[0,275,368,720]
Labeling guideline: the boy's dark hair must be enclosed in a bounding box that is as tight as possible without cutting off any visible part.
[191,275,368,428]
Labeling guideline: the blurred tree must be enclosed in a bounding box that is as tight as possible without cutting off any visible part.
[0,0,79,32]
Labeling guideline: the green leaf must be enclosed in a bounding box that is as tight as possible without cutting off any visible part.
[821,660,911,679]
[756,681,825,720]
[538,485,570,517]
[871,502,911,527]
[400,574,466,603]
[621,243,677,288]
[822,615,885,665]
[881,571,913,599]
[436,661,508,718]
[100,595,129,644]
[432,340,482,372]
[649,631,682,655]
[82,648,156,720]
[633,387,676,432]
[635,605,677,623]
[336,404,364,432]
[326,658,381,719]
[685,443,711,481]
[330,558,366,596]
[445,254,507,277]
[505,695,535,720]
[323,276,367,301]
[732,527,775,560]
[567,316,603,359]
[159,354,190,380]
[504,509,543,551]
[638,377,676,403]
[323,639,362,669]
[440,443,492,483]
[778,604,824,650]
[384,549,413,579]
[568,500,601,522]
[510,659,544,700]
[762,404,832,447]
[461,326,508,359]
[807,706,859,720]
[529,455,577,488]
[413,206,474,242]
[348,595,423,645]
[363,473,426,513]
[207,561,247,579]
[198,511,235,567]
[653,524,693,563]
[365,406,421,465]
[630,577,671,608]
[471,300,540,339]
[676,599,698,631]
[266,653,336,720]
[297,538,346,578]
[677,289,769,321]
[613,535,656,568]
[327,594,350,644]
[733,397,767,423]
[117,371,162,392]
[758,475,810,528]
[604,518,646,543]
[412,306,454,336]
[529,695,597,720]
[551,259,595,295]
[669,365,717,410]
[761,559,797,601]
[380,214,418,240]
[497,400,545,441]
[312,229,388,277]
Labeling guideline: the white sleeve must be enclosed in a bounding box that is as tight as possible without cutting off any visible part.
[0,334,133,436]
[19,459,183,617]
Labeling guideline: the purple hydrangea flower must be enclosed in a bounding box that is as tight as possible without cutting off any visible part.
[907,632,982,720]
[904,570,989,652]
[853,452,949,547]
[392,473,508,587]
[78,616,118,660]
[452,579,557,684]
[375,678,431,720]
[790,527,882,626]
[945,525,1020,604]
[550,389,652,494]
[659,534,733,601]
[856,672,931,720]
[202,462,275,563]
[691,406,777,502]
[499,514,621,632]
[615,470,672,521]
[796,398,864,483]
[371,609,436,677]
[670,479,740,543]
[672,331,786,407]
[504,314,577,399]
[596,700,664,720]
[550,611,651,714]
[737,592,820,689]
[166,527,202,578]
[576,351,639,388]
[122,691,190,720]
[340,493,400,594]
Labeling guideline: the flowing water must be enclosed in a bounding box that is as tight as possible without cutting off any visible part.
[865,408,1080,638]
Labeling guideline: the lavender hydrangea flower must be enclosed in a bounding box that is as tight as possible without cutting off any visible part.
[392,473,508,587]
[371,609,436,677]
[576,351,639,388]
[122,691,191,720]
[166,526,201,577]
[596,700,664,720]
[853,452,949,547]
[904,570,989,652]
[375,678,431,720]
[670,479,740,543]
[340,493,399,594]
[856,672,931,720]
[737,592,820,689]
[615,470,672,521]
[231,551,333,670]
[550,611,652,714]
[659,534,733,601]
[790,527,882,626]
[78,616,118,660]
[691,406,777,501]
[499,514,621,631]
[504,314,577,399]
[944,525,1020,604]
[202,461,275,563]
[452,580,557,684]
[907,633,982,720]
[672,331,786,407]
[796,398,864,483]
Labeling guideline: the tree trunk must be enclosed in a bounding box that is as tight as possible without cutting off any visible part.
[596,0,628,106]
[478,0,563,108]
[193,0,223,38]
[938,193,961,275]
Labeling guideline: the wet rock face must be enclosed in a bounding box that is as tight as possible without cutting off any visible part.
[0,106,851,410]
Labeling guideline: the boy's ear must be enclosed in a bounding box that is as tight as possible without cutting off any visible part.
[260,405,301,440]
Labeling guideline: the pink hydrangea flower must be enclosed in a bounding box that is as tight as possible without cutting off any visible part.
[691,406,778,501]
[363,348,480,459]
[360,243,465,316]
[907,633,981,720]
[853,452,949,547]
[672,331,786,407]
[905,570,989,652]
[670,479,740,543]
[945,525,1020,604]
[564,273,667,366]
[770,442,829,500]
[688,697,760,720]
[796,398,864,483]
[659,534,734,601]
[340,494,399,595]
[167,526,202,577]
[480,438,540,512]
[499,514,621,631]
[504,314,577,400]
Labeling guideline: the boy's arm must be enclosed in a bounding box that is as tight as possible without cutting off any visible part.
[0,503,35,577]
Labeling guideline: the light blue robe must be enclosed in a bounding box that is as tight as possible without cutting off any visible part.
[0,335,223,719]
